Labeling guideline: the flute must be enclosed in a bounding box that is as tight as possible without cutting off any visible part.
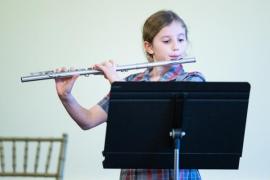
[21,57,196,82]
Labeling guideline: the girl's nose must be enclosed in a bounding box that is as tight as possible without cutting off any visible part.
[172,40,180,51]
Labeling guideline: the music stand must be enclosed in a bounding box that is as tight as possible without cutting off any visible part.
[102,82,250,179]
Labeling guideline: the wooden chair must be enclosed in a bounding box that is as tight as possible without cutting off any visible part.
[0,134,68,180]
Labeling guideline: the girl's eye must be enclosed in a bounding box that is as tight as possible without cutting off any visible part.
[162,40,170,43]
[178,39,185,42]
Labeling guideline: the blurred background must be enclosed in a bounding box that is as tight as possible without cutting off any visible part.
[0,0,269,179]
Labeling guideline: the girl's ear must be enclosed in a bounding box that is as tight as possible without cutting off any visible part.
[144,41,154,55]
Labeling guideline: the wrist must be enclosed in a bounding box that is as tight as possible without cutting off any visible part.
[58,92,74,102]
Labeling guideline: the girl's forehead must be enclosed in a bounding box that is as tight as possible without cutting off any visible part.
[157,21,186,37]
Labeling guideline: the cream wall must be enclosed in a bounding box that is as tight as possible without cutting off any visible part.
[0,0,269,179]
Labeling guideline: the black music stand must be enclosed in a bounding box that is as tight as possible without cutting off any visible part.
[102,82,250,179]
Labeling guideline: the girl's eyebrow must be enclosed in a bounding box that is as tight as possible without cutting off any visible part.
[160,33,186,39]
[178,33,186,36]
[161,35,171,38]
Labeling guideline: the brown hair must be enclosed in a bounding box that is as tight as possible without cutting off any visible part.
[142,10,188,61]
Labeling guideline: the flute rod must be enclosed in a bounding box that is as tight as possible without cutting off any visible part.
[21,57,196,82]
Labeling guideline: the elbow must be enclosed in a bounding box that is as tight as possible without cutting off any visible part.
[75,121,93,130]
[73,118,95,130]
[80,124,92,130]
[79,122,97,130]
[80,121,103,130]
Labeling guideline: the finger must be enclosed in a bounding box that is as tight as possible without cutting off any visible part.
[109,59,114,66]
[108,60,117,71]
[103,61,111,67]
[55,67,61,72]
[56,67,67,72]
[89,64,95,70]
[100,61,108,66]
[93,64,101,70]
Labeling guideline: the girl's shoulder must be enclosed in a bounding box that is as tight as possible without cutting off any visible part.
[176,71,206,82]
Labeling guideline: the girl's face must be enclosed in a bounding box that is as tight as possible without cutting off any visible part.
[145,21,188,62]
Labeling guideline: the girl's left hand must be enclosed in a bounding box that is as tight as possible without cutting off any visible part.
[93,60,123,84]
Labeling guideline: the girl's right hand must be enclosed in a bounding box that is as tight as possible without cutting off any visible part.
[55,67,79,101]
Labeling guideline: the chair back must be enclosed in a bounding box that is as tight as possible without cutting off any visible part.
[0,134,68,180]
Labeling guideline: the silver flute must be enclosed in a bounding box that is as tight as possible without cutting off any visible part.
[21,57,196,82]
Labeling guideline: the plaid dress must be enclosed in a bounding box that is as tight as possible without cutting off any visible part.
[98,64,205,180]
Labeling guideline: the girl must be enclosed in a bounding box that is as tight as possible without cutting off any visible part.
[56,10,204,180]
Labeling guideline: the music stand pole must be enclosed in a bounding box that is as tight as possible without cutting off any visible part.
[170,129,186,180]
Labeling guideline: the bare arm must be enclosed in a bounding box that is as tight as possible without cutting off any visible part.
[55,60,122,130]
[59,94,107,130]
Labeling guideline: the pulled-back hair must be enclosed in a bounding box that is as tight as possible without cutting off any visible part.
[143,10,188,61]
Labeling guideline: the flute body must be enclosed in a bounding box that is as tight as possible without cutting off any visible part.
[21,57,196,82]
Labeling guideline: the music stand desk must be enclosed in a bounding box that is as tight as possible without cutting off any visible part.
[103,82,250,171]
